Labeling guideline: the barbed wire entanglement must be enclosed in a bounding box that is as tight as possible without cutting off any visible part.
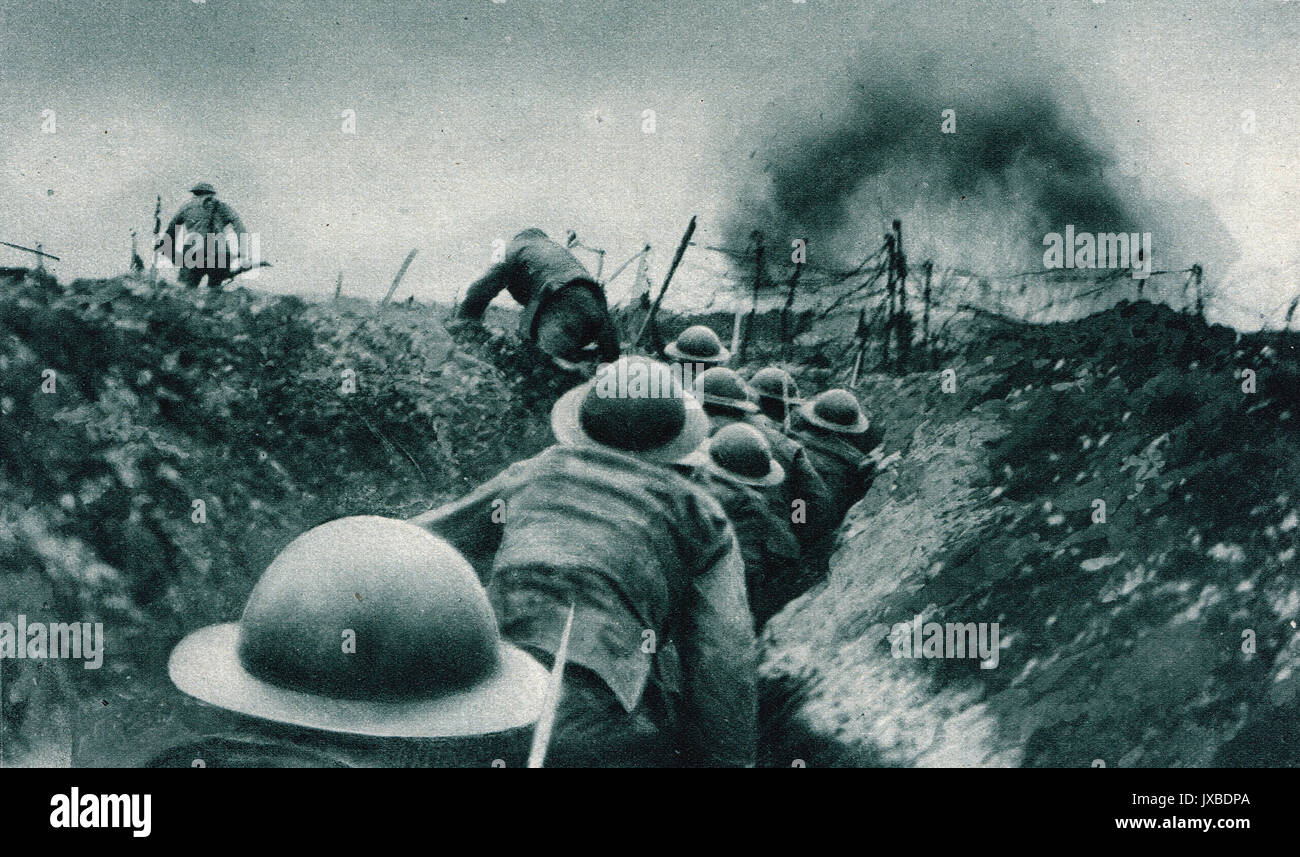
[607,217,1298,381]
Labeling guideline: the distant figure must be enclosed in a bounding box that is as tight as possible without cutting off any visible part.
[457,228,620,366]
[147,517,546,767]
[695,367,834,558]
[414,356,756,767]
[682,422,804,630]
[163,182,247,290]
[664,324,730,369]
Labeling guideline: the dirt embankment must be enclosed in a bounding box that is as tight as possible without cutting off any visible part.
[762,302,1300,767]
[0,272,553,766]
[3,270,1296,768]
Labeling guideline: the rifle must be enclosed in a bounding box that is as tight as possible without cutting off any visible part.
[226,260,274,280]
[526,604,576,768]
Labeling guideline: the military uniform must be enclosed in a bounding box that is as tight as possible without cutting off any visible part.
[164,189,247,290]
[413,443,756,767]
[787,413,882,526]
[458,228,620,363]
[705,409,834,558]
[684,468,802,631]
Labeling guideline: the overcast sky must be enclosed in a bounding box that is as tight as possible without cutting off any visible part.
[0,0,1295,328]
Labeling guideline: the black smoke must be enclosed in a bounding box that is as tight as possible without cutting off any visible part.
[726,66,1140,271]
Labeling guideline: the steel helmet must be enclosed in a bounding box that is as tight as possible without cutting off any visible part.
[694,366,759,414]
[168,516,548,738]
[550,355,710,463]
[687,422,785,487]
[664,325,730,365]
[799,389,870,434]
[749,366,801,403]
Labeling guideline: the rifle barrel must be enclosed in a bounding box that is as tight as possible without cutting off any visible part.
[0,240,59,261]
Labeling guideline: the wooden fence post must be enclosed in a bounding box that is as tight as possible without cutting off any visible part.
[893,219,910,372]
[740,232,763,362]
[634,216,696,350]
[381,249,419,306]
[781,261,802,360]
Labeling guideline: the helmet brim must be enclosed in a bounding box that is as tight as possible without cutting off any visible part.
[663,342,731,365]
[168,623,548,739]
[681,443,786,488]
[550,382,711,464]
[797,400,870,434]
[700,393,759,414]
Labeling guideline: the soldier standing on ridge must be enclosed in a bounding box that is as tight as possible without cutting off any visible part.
[456,228,621,369]
[161,182,248,290]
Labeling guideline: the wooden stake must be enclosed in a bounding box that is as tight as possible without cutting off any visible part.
[781,262,802,360]
[740,233,763,362]
[381,249,418,306]
[634,216,696,349]
[880,233,895,369]
[731,299,744,355]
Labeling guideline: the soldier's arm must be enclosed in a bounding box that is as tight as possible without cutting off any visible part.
[456,263,511,322]
[408,463,528,582]
[676,525,758,768]
[593,308,622,362]
[220,203,247,237]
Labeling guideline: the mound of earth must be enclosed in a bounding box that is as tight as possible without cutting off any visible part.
[0,272,553,766]
[762,300,1300,767]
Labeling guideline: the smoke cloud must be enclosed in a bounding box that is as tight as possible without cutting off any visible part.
[724,7,1236,283]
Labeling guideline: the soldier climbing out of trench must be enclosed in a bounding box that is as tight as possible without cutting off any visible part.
[454,228,621,374]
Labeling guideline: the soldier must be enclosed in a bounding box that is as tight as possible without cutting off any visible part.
[695,367,834,561]
[412,356,756,767]
[147,516,548,767]
[162,182,247,290]
[682,422,805,630]
[456,228,620,367]
[788,389,883,526]
[748,366,801,426]
[663,324,730,369]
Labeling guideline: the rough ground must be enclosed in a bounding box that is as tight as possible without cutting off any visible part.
[762,302,1300,767]
[0,272,554,766]
[2,272,1296,767]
